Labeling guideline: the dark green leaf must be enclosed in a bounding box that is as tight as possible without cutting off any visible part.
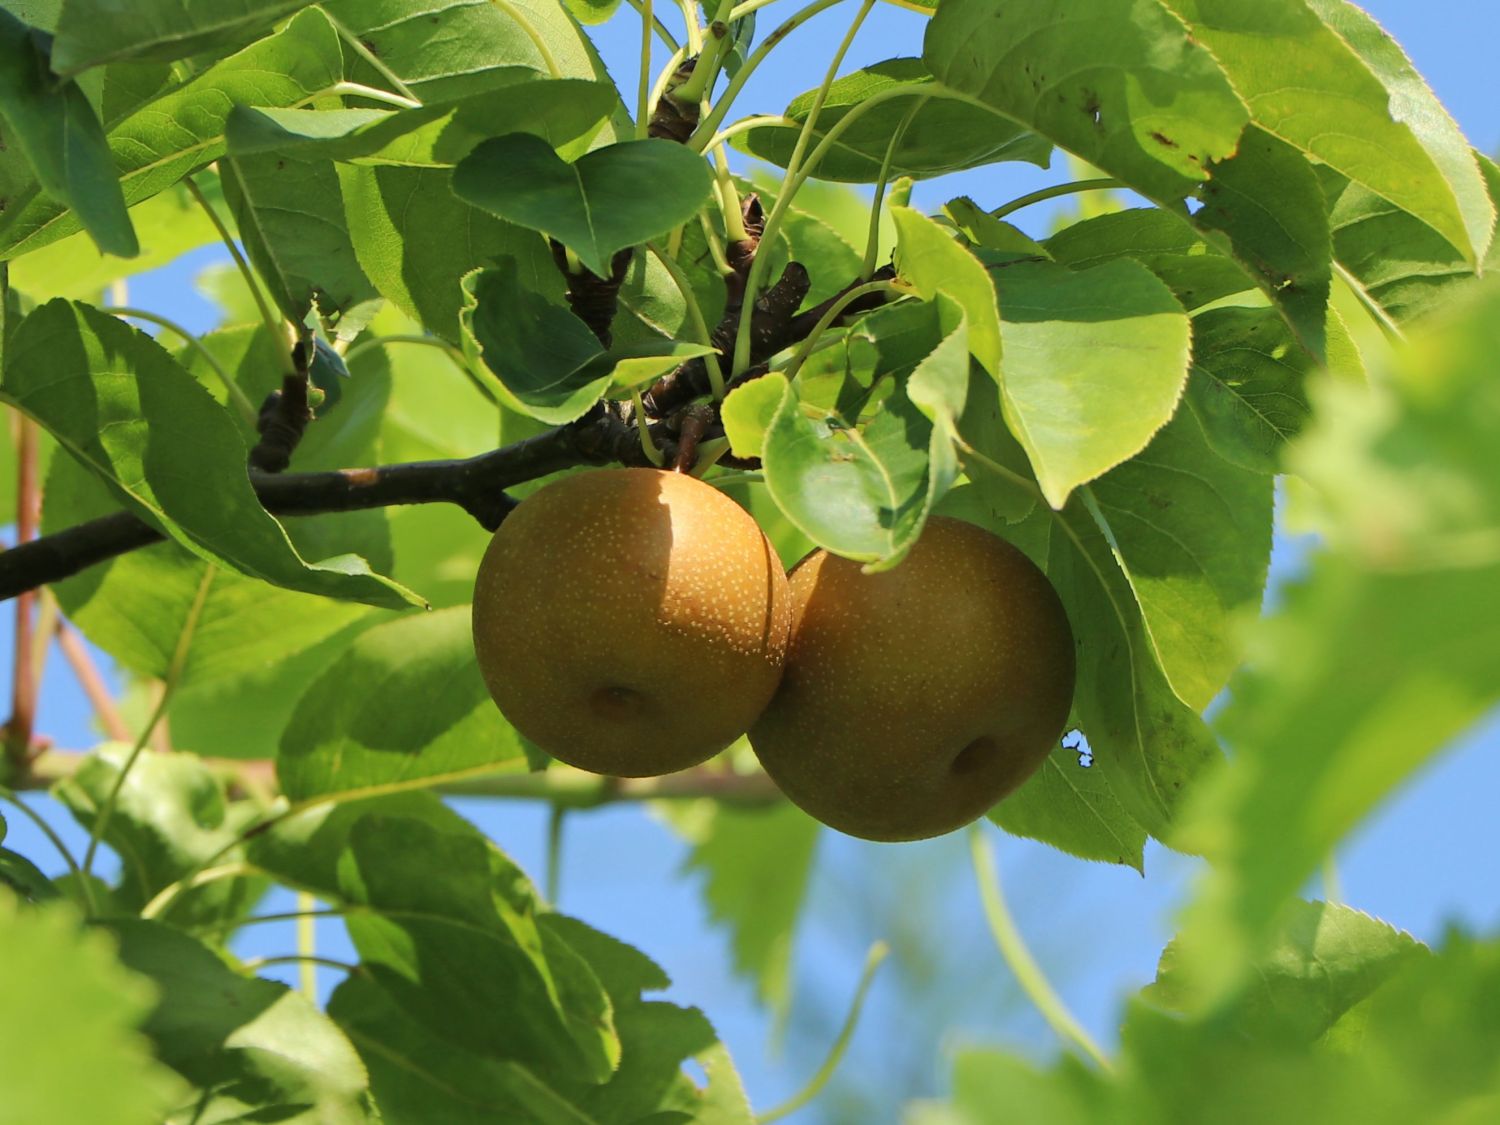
[277,606,534,801]
[0,7,343,259]
[0,847,59,901]
[0,891,179,1124]
[4,300,419,608]
[107,919,376,1122]
[0,10,136,256]
[50,0,311,74]
[735,57,1050,183]
[453,134,716,279]
[892,205,1000,378]
[924,0,1249,201]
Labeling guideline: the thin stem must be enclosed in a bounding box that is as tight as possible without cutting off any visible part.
[486,0,562,76]
[677,0,703,53]
[733,0,875,375]
[956,438,1045,501]
[863,97,926,279]
[28,592,58,711]
[702,114,800,154]
[757,941,889,1123]
[780,281,898,383]
[343,333,468,369]
[139,859,263,921]
[649,45,691,121]
[545,805,566,904]
[297,891,319,1000]
[624,0,679,51]
[1332,260,1405,345]
[699,210,734,275]
[646,242,725,397]
[233,908,351,930]
[185,176,285,367]
[324,13,421,102]
[243,954,363,977]
[81,567,215,884]
[637,0,655,138]
[56,623,130,742]
[328,82,423,110]
[990,178,1121,223]
[672,0,736,105]
[632,390,666,467]
[690,0,848,151]
[109,308,259,425]
[6,414,40,767]
[0,787,93,912]
[711,146,748,245]
[969,827,1111,1070]
[689,436,731,476]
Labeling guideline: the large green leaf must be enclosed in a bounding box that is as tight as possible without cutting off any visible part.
[323,0,617,101]
[923,0,1250,201]
[762,299,963,568]
[50,0,310,74]
[987,258,1191,510]
[341,163,561,343]
[0,10,136,256]
[989,741,1147,872]
[0,891,180,1124]
[54,745,268,936]
[277,607,535,801]
[1083,406,1272,711]
[734,57,1050,183]
[459,260,713,423]
[891,205,1000,377]
[453,135,715,279]
[219,151,382,333]
[107,919,377,1123]
[334,814,620,1082]
[0,7,343,260]
[4,300,419,608]
[1162,0,1493,265]
[1170,278,1500,1007]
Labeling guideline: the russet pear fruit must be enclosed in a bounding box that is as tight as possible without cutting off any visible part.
[748,516,1075,841]
[472,468,791,777]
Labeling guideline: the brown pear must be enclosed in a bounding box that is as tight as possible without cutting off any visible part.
[472,468,791,777]
[748,516,1075,841]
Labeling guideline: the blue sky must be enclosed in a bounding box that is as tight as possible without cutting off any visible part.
[4,3,1499,1121]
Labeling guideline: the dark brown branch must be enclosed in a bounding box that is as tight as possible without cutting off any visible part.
[248,337,314,473]
[549,241,633,348]
[0,409,677,602]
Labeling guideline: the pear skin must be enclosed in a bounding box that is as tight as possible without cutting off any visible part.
[749,517,1075,841]
[473,468,791,776]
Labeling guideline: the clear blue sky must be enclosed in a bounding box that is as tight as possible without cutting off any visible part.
[4,4,1499,1121]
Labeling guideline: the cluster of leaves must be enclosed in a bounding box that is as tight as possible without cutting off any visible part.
[0,0,1497,1120]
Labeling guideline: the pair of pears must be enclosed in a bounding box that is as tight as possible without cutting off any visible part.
[471,469,1075,842]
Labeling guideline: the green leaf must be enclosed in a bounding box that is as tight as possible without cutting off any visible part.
[924,0,1250,201]
[1083,406,1272,711]
[1161,0,1493,265]
[1148,901,1426,1043]
[735,57,1050,183]
[277,606,534,801]
[4,299,420,608]
[1186,306,1320,473]
[988,258,1191,509]
[762,299,961,568]
[679,803,820,1020]
[55,745,268,935]
[721,373,785,459]
[989,741,1147,872]
[106,919,376,1122]
[908,1048,1105,1125]
[224,77,617,167]
[335,815,620,1082]
[565,0,622,24]
[0,10,136,256]
[0,7,343,260]
[453,135,716,279]
[1324,155,1500,325]
[219,152,382,333]
[50,0,310,74]
[1044,208,1252,312]
[0,847,59,902]
[891,205,1000,378]
[1190,126,1332,360]
[1171,278,1500,1008]
[459,260,712,423]
[0,890,180,1124]
[324,0,619,101]
[342,163,561,343]
[944,197,1049,260]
